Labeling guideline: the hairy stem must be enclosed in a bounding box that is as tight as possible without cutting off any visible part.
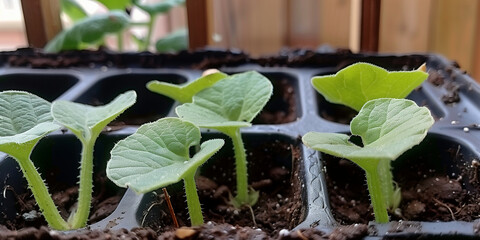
[226,128,249,205]
[378,160,395,210]
[11,142,69,230]
[364,162,390,223]
[184,171,203,226]
[69,139,95,228]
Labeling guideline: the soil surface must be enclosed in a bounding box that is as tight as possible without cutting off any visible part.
[0,171,123,230]
[324,146,480,225]
[254,78,297,124]
[142,139,303,236]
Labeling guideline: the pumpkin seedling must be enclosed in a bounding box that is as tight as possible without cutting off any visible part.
[312,63,428,111]
[51,90,137,229]
[176,71,273,207]
[302,98,434,223]
[106,118,224,226]
[147,71,228,103]
[0,90,136,230]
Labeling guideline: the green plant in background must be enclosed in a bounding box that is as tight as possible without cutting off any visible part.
[302,98,434,223]
[0,90,136,230]
[106,118,224,226]
[47,0,187,53]
[175,71,273,207]
[147,71,228,103]
[311,63,428,111]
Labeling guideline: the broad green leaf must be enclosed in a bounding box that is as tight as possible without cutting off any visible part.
[61,0,88,22]
[175,71,273,131]
[147,71,228,103]
[44,10,130,53]
[311,63,428,111]
[96,0,132,10]
[106,118,224,193]
[302,98,434,165]
[51,91,136,141]
[155,28,188,53]
[0,91,59,155]
[133,0,184,16]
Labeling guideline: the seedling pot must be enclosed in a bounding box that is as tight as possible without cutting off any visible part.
[0,49,479,239]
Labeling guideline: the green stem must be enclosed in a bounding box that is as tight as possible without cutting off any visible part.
[364,163,390,223]
[11,142,69,230]
[378,160,394,209]
[184,172,203,226]
[142,15,156,51]
[117,32,124,52]
[226,128,249,205]
[69,139,95,228]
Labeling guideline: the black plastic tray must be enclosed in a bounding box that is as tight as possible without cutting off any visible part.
[0,51,479,239]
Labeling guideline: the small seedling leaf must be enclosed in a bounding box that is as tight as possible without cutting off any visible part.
[51,91,136,141]
[44,10,130,53]
[147,71,227,103]
[0,91,59,155]
[175,71,273,131]
[106,118,224,193]
[302,98,434,165]
[96,0,132,10]
[61,0,88,22]
[155,28,188,53]
[133,0,184,15]
[311,63,428,111]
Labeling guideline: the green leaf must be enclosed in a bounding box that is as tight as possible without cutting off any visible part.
[155,28,188,53]
[302,98,434,166]
[61,0,88,22]
[147,71,228,103]
[96,0,132,10]
[0,91,59,155]
[106,118,224,193]
[44,10,130,53]
[311,63,428,111]
[51,91,136,141]
[133,0,185,16]
[175,71,273,131]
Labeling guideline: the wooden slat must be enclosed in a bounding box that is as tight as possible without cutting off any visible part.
[317,0,351,49]
[20,0,62,48]
[360,0,381,52]
[379,0,432,53]
[186,0,211,50]
[471,1,480,82]
[209,0,285,56]
[428,0,478,73]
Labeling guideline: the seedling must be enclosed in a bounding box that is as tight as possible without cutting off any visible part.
[312,63,428,111]
[175,71,273,207]
[302,98,434,223]
[106,118,224,226]
[0,90,136,230]
[147,71,228,103]
[51,90,136,228]
[48,0,186,52]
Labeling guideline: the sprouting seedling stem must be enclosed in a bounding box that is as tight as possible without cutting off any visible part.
[183,171,204,225]
[0,91,66,229]
[302,98,434,223]
[106,118,224,226]
[52,91,136,228]
[175,71,273,207]
[225,128,249,204]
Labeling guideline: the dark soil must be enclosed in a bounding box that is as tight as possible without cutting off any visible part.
[324,146,480,224]
[254,78,298,124]
[1,172,123,230]
[142,139,303,236]
[0,223,369,240]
